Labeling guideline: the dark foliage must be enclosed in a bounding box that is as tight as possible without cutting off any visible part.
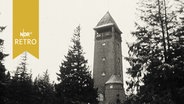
[0,26,10,104]
[125,0,184,104]
[6,53,34,104]
[56,26,98,104]
[33,70,56,104]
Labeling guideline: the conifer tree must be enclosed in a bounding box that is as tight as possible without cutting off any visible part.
[7,52,34,104]
[33,70,56,104]
[56,26,98,104]
[0,26,9,104]
[125,0,184,103]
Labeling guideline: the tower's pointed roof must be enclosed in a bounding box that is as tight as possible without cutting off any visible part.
[105,74,123,84]
[96,11,116,27]
[94,12,122,34]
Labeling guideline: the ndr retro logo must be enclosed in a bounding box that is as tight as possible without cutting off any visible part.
[14,29,37,45]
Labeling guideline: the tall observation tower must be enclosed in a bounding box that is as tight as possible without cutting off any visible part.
[93,12,125,104]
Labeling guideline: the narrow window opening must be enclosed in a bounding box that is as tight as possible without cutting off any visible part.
[102,57,106,61]
[102,42,106,46]
[110,85,113,89]
[101,72,106,77]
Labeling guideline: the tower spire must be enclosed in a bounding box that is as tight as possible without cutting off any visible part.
[94,12,122,34]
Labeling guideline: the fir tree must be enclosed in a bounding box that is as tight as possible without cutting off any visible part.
[126,0,184,103]
[56,26,98,104]
[33,70,56,104]
[0,26,9,104]
[7,52,34,104]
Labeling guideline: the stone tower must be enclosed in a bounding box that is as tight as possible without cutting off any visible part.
[93,12,125,104]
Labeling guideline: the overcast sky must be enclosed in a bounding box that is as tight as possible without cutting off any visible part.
[0,0,138,84]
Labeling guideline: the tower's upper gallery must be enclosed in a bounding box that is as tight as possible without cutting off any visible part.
[94,11,122,34]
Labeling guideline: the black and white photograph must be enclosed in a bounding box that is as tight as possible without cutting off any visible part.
[0,0,184,104]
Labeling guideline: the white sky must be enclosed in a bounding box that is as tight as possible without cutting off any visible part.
[0,0,138,86]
